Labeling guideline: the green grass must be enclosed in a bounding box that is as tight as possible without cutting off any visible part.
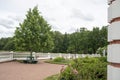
[45,57,71,65]
[44,74,59,80]
[45,59,71,65]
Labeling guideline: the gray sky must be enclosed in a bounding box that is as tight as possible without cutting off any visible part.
[0,0,108,38]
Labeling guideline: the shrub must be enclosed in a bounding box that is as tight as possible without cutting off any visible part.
[59,57,107,80]
[53,57,65,62]
[96,46,107,56]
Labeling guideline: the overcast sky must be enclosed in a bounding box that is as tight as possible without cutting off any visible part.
[0,0,108,38]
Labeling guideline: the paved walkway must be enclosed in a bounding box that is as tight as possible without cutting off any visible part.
[0,60,64,80]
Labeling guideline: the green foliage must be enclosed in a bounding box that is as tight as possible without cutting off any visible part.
[52,31,63,53]
[67,26,108,54]
[87,26,108,54]
[96,46,107,56]
[59,57,107,80]
[51,26,107,54]
[53,57,65,62]
[59,66,79,80]
[0,37,15,51]
[45,57,70,65]
[0,9,107,55]
[61,33,70,53]
[14,6,53,52]
[44,74,59,80]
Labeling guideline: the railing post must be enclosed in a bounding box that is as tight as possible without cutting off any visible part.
[10,51,14,60]
[59,53,62,57]
[48,53,51,59]
[68,53,71,59]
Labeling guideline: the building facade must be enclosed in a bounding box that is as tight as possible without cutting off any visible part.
[108,0,120,80]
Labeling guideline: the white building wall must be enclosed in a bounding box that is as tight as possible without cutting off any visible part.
[108,21,120,41]
[108,0,120,22]
[108,65,120,80]
[108,5,112,22]
[108,44,120,63]
[108,25,112,42]
[111,22,120,40]
[108,0,120,80]
[107,44,112,62]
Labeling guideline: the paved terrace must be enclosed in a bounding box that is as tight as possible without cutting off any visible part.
[0,60,63,80]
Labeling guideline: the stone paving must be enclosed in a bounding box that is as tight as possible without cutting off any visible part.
[0,60,63,80]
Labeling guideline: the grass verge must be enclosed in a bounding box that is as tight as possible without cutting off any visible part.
[44,74,59,80]
[45,60,69,65]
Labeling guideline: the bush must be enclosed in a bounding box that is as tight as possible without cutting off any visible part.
[96,46,107,56]
[45,57,70,65]
[53,57,65,62]
[59,57,107,80]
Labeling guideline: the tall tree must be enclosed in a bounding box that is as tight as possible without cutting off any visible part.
[88,27,101,54]
[14,6,53,53]
[78,28,90,54]
[61,32,69,53]
[3,37,15,51]
[0,37,15,51]
[52,31,63,53]
[0,38,8,50]
[68,31,79,54]
[99,26,108,47]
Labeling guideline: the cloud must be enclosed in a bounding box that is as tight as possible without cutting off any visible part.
[0,14,21,38]
[44,16,56,22]
[90,0,106,5]
[0,18,14,29]
[0,14,23,29]
[8,15,23,22]
[70,9,94,21]
[0,0,108,37]
[67,27,77,33]
[0,25,15,38]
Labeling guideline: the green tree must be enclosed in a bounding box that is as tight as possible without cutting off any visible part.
[14,6,53,54]
[0,38,8,50]
[78,28,90,54]
[67,33,76,53]
[99,26,108,47]
[61,32,69,53]
[0,37,15,51]
[3,37,15,51]
[88,27,101,54]
[52,31,63,53]
[87,26,108,54]
[66,26,107,54]
[68,28,89,54]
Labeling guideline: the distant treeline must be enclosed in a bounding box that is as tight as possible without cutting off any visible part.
[0,26,107,54]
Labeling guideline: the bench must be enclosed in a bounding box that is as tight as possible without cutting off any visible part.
[23,56,38,64]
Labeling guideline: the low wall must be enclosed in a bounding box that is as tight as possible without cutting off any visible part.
[0,51,101,62]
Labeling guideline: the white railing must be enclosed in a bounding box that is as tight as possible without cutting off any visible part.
[0,51,13,62]
[0,51,101,62]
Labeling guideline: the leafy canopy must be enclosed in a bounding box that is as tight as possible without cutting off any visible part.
[14,6,53,52]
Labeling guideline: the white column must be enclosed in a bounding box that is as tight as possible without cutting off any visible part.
[107,0,120,80]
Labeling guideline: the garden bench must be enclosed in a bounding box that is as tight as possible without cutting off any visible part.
[23,56,38,64]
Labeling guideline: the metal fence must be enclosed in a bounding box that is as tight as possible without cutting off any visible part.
[0,51,101,62]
